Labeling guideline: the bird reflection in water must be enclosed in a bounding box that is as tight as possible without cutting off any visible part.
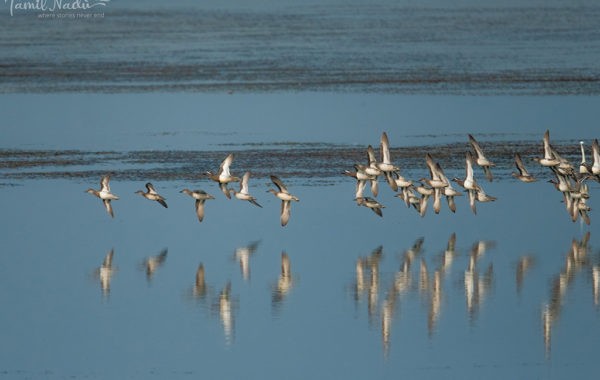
[272,252,294,315]
[381,285,397,358]
[515,256,535,296]
[94,249,116,298]
[419,258,429,294]
[367,247,382,324]
[542,232,591,357]
[428,270,442,338]
[352,246,383,321]
[191,263,209,302]
[440,233,456,275]
[464,240,495,323]
[218,281,234,344]
[593,266,600,306]
[142,249,168,282]
[233,241,260,281]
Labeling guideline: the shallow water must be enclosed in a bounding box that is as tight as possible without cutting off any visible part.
[0,175,598,379]
[2,0,600,378]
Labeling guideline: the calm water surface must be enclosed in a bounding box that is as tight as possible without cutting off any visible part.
[1,0,600,379]
[0,140,598,379]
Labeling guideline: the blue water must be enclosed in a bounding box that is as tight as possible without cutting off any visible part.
[1,0,600,378]
[1,0,599,93]
[0,176,597,379]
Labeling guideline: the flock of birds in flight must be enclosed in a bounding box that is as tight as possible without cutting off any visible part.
[345,130,598,225]
[85,130,599,226]
[85,154,299,226]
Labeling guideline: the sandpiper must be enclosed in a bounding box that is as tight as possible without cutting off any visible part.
[434,161,462,213]
[205,153,240,199]
[579,141,591,175]
[512,153,537,183]
[230,171,262,208]
[355,196,385,217]
[85,175,119,218]
[376,132,400,191]
[422,154,448,214]
[135,182,168,208]
[267,175,300,227]
[344,164,378,199]
[180,189,215,223]
[534,130,561,168]
[468,134,495,182]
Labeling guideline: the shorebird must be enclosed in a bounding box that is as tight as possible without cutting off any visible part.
[85,175,119,218]
[351,145,382,197]
[476,187,497,203]
[205,153,240,199]
[267,175,300,227]
[180,189,215,223]
[422,154,449,214]
[135,182,168,208]
[392,172,413,207]
[579,141,591,175]
[534,130,561,168]
[415,183,434,217]
[592,139,600,176]
[355,196,385,217]
[512,153,537,183]
[453,151,480,192]
[549,166,573,199]
[376,132,400,191]
[549,144,575,176]
[453,151,481,215]
[344,164,378,199]
[395,186,421,212]
[434,162,462,213]
[575,198,591,225]
[468,134,495,181]
[229,171,262,208]
[365,145,383,178]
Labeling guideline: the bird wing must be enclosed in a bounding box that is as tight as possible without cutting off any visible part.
[103,199,114,218]
[426,154,440,180]
[514,153,527,175]
[240,172,250,194]
[100,175,111,192]
[380,132,391,164]
[367,145,377,166]
[195,199,206,222]
[219,153,234,177]
[146,182,158,194]
[220,183,232,199]
[468,134,485,159]
[271,175,288,194]
[543,130,552,159]
[465,152,475,181]
[280,200,291,226]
